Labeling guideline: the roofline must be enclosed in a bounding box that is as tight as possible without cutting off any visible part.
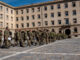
[14,0,79,9]
[0,0,79,9]
[0,1,14,9]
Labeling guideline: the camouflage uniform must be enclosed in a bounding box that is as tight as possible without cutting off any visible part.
[4,27,10,48]
[0,30,2,47]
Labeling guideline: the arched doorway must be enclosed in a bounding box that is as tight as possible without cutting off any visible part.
[65,29,71,38]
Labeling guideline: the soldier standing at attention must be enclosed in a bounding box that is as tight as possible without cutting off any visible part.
[4,27,10,48]
[0,30,2,47]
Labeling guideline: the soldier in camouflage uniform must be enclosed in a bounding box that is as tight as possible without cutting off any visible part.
[17,30,25,47]
[0,30,2,47]
[4,27,10,48]
[26,31,32,46]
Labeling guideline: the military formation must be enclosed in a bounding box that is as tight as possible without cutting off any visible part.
[0,27,68,48]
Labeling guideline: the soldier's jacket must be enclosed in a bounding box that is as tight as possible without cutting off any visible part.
[4,30,10,39]
[17,31,21,40]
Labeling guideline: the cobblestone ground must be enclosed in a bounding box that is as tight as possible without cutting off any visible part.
[0,38,80,60]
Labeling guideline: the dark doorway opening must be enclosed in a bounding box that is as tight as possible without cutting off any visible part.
[65,29,71,38]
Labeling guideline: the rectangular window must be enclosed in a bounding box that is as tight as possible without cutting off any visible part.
[38,14,40,19]
[26,16,29,20]
[44,6,47,11]
[32,15,35,19]
[65,11,68,16]
[37,7,40,12]
[64,3,68,8]
[16,10,18,14]
[21,23,24,28]
[44,13,47,18]
[51,5,54,10]
[38,22,41,26]
[58,12,61,17]
[16,24,19,28]
[51,13,54,17]
[0,14,3,19]
[73,10,76,15]
[26,9,29,13]
[73,18,77,23]
[32,22,35,27]
[72,2,76,7]
[21,16,24,21]
[11,10,13,14]
[57,4,61,9]
[32,8,34,12]
[6,8,8,13]
[58,20,61,24]
[45,21,48,26]
[21,10,23,14]
[0,6,3,11]
[27,23,29,27]
[51,21,54,25]
[65,18,69,24]
[16,17,19,21]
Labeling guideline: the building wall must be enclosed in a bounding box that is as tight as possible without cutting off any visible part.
[0,0,80,38]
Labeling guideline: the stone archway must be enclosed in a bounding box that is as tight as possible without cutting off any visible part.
[65,29,71,38]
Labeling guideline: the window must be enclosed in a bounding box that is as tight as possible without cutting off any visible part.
[65,18,69,24]
[21,10,23,14]
[45,21,48,26]
[37,7,40,12]
[11,24,13,28]
[72,2,76,7]
[26,9,29,13]
[26,23,29,27]
[51,21,54,25]
[51,5,54,10]
[65,11,69,16]
[6,23,9,27]
[16,24,19,28]
[44,13,47,18]
[32,8,34,12]
[57,4,61,9]
[73,18,77,23]
[58,20,61,24]
[21,16,24,21]
[32,15,35,19]
[11,10,13,14]
[11,17,13,21]
[26,16,29,20]
[51,13,54,17]
[16,17,19,21]
[38,14,40,19]
[58,12,61,17]
[64,3,68,8]
[0,14,3,19]
[74,27,78,33]
[6,8,8,13]
[0,6,3,11]
[6,15,9,20]
[16,10,18,14]
[73,10,76,15]
[32,22,35,27]
[44,6,47,11]
[38,22,41,26]
[21,23,24,28]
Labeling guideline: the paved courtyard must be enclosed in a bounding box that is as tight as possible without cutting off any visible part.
[0,38,80,60]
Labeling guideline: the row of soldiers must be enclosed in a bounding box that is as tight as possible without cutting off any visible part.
[0,27,68,48]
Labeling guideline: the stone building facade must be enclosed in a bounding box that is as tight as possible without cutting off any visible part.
[0,0,80,38]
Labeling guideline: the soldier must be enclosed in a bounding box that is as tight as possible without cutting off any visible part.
[27,31,32,46]
[0,30,2,47]
[4,27,10,48]
[14,30,19,46]
[17,30,25,47]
